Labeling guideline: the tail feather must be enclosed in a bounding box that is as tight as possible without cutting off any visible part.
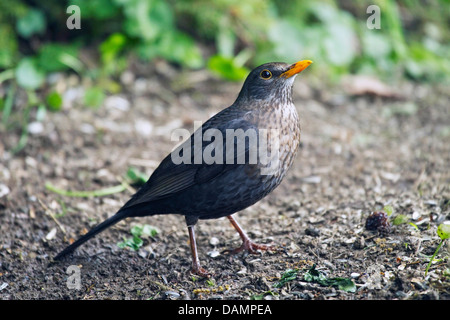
[53,208,130,260]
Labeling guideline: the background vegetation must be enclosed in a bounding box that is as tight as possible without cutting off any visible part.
[0,0,449,152]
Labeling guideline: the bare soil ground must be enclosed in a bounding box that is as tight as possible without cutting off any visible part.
[1,60,449,300]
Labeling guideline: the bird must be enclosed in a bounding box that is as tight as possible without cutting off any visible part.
[54,60,313,277]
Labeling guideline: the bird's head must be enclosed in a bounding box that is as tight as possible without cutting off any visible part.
[236,60,313,106]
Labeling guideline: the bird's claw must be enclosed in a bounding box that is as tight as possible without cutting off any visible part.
[191,265,212,278]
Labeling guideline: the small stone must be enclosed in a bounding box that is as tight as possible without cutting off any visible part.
[134,119,153,137]
[28,122,44,135]
[0,184,10,198]
[207,250,221,258]
[165,291,180,299]
[210,237,220,246]
[305,227,320,237]
[104,95,130,111]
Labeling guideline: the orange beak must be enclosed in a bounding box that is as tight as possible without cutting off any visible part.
[280,60,313,78]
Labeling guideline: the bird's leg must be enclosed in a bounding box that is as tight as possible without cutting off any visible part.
[187,224,211,278]
[225,215,274,254]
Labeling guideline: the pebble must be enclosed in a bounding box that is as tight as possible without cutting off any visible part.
[134,78,149,94]
[120,70,135,86]
[300,175,321,184]
[412,211,421,220]
[80,123,95,134]
[134,119,153,137]
[63,87,84,108]
[237,267,247,275]
[165,291,180,299]
[45,228,57,241]
[207,250,220,258]
[305,227,320,237]
[104,95,130,111]
[28,121,44,135]
[0,184,10,198]
[210,237,220,246]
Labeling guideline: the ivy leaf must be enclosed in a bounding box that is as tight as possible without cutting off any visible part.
[437,224,450,240]
[304,264,356,293]
[46,91,63,111]
[37,43,80,72]
[84,87,105,108]
[207,55,249,81]
[392,214,409,225]
[126,167,148,187]
[383,205,394,216]
[274,269,299,288]
[16,9,46,38]
[15,58,45,90]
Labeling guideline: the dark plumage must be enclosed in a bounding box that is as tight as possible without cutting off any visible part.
[54,60,312,277]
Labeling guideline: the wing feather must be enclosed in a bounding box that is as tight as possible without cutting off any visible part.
[123,108,258,209]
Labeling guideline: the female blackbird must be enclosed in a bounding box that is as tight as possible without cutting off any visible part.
[54,60,312,277]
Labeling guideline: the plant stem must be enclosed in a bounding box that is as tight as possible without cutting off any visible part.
[425,239,444,276]
[45,182,126,197]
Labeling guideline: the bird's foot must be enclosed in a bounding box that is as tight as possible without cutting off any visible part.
[191,264,212,278]
[223,239,275,255]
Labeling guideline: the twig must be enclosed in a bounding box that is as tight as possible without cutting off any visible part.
[38,198,66,234]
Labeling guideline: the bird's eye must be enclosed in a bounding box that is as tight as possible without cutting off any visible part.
[260,69,272,80]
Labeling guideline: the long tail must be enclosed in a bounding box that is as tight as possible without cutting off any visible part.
[53,208,131,261]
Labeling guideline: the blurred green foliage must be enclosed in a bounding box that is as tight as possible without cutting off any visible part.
[1,0,448,85]
[0,0,449,152]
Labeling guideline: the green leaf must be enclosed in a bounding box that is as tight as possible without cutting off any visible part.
[331,278,357,292]
[36,104,47,121]
[0,25,19,68]
[15,58,45,90]
[46,91,63,111]
[71,0,119,19]
[304,264,356,293]
[120,0,173,41]
[1,85,16,126]
[117,236,143,251]
[383,205,394,216]
[16,8,46,38]
[100,33,127,64]
[361,30,392,60]
[207,55,249,81]
[323,23,357,66]
[266,19,309,63]
[84,87,105,108]
[393,214,409,225]
[425,225,448,276]
[274,269,299,288]
[216,25,236,57]
[126,167,148,186]
[437,224,450,240]
[141,224,159,238]
[130,224,159,238]
[303,264,328,283]
[251,291,277,300]
[130,225,143,237]
[118,224,158,251]
[157,31,203,69]
[37,43,80,72]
